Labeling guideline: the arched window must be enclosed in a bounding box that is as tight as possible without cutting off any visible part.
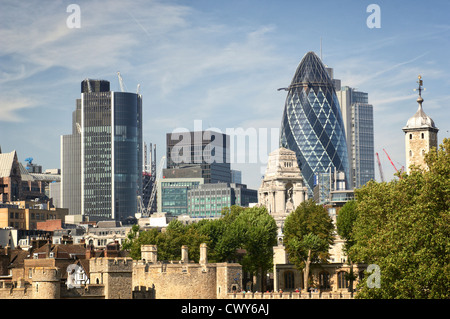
[284,271,295,289]
[409,134,412,140]
[319,271,331,289]
[421,133,424,139]
[409,150,412,157]
[337,271,349,289]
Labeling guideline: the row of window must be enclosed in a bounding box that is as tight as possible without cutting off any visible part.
[283,270,362,290]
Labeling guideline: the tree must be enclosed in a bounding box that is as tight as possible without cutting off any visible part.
[336,200,359,291]
[232,206,277,291]
[283,199,335,291]
[336,200,358,254]
[350,138,450,299]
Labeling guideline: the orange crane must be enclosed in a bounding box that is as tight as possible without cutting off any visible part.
[376,152,384,182]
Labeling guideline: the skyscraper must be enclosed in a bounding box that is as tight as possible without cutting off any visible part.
[280,51,350,196]
[61,79,142,222]
[165,130,231,184]
[337,86,375,189]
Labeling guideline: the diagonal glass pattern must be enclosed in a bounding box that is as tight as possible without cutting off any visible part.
[280,51,350,195]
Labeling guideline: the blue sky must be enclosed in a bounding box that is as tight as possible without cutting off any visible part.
[1,0,449,190]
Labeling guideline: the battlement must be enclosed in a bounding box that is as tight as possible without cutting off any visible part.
[89,257,133,273]
[31,267,60,282]
[133,243,242,299]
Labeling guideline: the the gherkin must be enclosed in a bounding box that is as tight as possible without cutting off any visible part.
[280,51,350,195]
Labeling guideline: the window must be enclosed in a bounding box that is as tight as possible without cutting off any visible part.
[284,271,295,289]
[409,134,412,140]
[337,271,349,289]
[421,133,424,139]
[319,271,331,289]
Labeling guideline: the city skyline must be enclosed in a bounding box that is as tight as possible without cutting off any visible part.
[1,0,449,190]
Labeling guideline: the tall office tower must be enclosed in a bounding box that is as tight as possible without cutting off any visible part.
[336,86,375,189]
[165,131,231,184]
[61,79,142,222]
[280,51,350,196]
[402,76,438,174]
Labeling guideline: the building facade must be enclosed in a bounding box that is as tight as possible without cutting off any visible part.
[61,79,143,222]
[280,52,350,196]
[258,147,308,231]
[336,86,375,189]
[187,183,257,218]
[166,131,231,184]
[157,178,204,216]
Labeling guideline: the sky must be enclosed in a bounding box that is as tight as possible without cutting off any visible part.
[1,0,449,190]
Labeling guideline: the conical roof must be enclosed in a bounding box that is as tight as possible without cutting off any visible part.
[290,51,333,87]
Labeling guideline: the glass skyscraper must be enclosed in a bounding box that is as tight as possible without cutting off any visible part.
[337,86,375,189]
[61,79,142,222]
[280,51,350,196]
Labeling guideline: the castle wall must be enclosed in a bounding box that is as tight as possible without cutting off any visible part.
[89,257,133,299]
[133,262,218,299]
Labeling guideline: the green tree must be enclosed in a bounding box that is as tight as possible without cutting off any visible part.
[232,206,277,291]
[350,138,450,299]
[283,199,335,291]
[336,200,358,254]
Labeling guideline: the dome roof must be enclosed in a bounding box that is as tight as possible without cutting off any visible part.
[404,97,436,129]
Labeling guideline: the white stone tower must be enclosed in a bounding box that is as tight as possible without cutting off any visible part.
[258,147,308,232]
[402,76,439,174]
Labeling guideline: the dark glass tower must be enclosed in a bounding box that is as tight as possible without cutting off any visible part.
[280,52,350,195]
[61,79,142,222]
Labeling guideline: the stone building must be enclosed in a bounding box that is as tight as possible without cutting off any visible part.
[132,243,242,299]
[402,76,439,174]
[258,147,308,231]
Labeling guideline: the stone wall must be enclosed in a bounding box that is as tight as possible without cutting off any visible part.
[133,261,218,299]
[89,257,133,299]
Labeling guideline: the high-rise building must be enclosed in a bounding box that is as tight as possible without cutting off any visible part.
[280,51,350,196]
[336,86,375,189]
[230,170,242,184]
[402,76,438,174]
[165,131,231,184]
[61,79,142,222]
[188,182,257,218]
[157,177,204,216]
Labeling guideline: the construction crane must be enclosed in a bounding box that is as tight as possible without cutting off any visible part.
[117,71,125,92]
[137,155,166,218]
[383,149,404,178]
[375,152,384,182]
[383,149,398,172]
[137,84,141,95]
[146,155,166,216]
